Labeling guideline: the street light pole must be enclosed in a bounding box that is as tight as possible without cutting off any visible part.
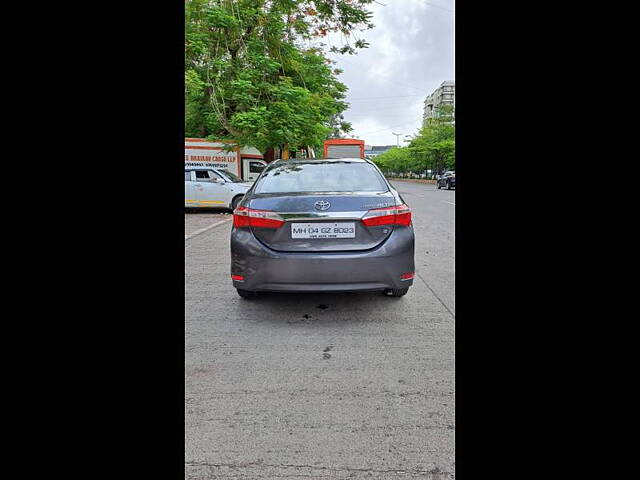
[392,132,403,147]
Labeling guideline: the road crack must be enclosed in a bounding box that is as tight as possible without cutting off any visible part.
[185,460,453,477]
[416,272,455,319]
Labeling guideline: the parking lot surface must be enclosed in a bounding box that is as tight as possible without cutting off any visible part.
[185,210,232,237]
[185,181,455,479]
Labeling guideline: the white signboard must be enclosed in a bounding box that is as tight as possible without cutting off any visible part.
[185,139,241,177]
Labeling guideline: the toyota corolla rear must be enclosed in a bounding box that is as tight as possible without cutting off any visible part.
[230,159,415,297]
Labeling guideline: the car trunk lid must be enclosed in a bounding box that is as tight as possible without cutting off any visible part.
[248,193,398,252]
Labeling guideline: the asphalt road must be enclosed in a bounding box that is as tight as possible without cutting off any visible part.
[185,181,455,479]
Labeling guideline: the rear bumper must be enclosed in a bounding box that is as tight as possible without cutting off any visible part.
[230,226,415,292]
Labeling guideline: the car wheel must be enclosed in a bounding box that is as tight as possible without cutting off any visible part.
[236,288,257,299]
[231,195,243,211]
[383,287,409,297]
[437,182,441,189]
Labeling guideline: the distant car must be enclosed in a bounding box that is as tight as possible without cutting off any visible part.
[230,158,415,298]
[185,167,252,210]
[437,171,456,190]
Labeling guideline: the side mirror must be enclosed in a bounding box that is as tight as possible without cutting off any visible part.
[215,178,225,184]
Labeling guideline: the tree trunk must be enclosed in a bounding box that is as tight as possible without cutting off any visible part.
[282,143,290,160]
[264,147,275,163]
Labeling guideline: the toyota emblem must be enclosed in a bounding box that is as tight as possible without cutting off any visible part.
[314,200,331,211]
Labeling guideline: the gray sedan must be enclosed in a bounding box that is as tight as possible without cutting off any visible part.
[230,158,415,298]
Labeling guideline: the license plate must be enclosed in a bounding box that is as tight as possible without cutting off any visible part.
[291,222,356,239]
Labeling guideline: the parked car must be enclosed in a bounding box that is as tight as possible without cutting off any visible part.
[437,171,456,190]
[230,158,415,298]
[185,167,252,210]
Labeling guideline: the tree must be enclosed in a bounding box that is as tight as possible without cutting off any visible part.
[409,105,455,176]
[372,105,455,178]
[372,147,412,176]
[327,111,353,139]
[185,0,374,157]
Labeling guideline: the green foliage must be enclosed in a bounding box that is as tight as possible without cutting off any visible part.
[185,0,374,153]
[371,147,412,173]
[374,106,455,176]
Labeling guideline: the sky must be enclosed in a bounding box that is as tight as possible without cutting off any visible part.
[325,0,455,147]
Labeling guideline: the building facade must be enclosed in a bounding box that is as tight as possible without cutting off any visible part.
[364,145,396,159]
[423,81,455,122]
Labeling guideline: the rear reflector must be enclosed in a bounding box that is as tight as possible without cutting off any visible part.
[400,272,415,280]
[233,206,285,229]
[231,274,245,281]
[362,204,412,227]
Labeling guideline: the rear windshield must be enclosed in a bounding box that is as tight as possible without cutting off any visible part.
[254,162,388,194]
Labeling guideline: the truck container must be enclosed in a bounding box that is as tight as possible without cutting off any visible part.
[323,138,365,159]
[185,138,267,182]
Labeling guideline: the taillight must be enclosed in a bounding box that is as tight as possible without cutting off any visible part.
[400,272,415,281]
[231,274,245,282]
[233,206,285,229]
[361,204,412,227]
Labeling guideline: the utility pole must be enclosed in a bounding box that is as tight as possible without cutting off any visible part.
[392,132,403,147]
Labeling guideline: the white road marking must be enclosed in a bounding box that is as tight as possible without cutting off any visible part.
[442,201,456,206]
[185,218,231,241]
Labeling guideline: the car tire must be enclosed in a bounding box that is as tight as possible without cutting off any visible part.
[231,195,243,211]
[437,183,441,189]
[383,287,409,297]
[236,288,257,299]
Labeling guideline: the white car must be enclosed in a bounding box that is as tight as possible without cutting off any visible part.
[185,167,252,210]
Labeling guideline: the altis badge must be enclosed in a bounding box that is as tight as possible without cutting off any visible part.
[361,202,394,209]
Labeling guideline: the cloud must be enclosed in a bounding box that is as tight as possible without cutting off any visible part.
[326,0,455,146]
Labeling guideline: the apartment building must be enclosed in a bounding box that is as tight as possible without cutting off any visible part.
[423,81,455,122]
